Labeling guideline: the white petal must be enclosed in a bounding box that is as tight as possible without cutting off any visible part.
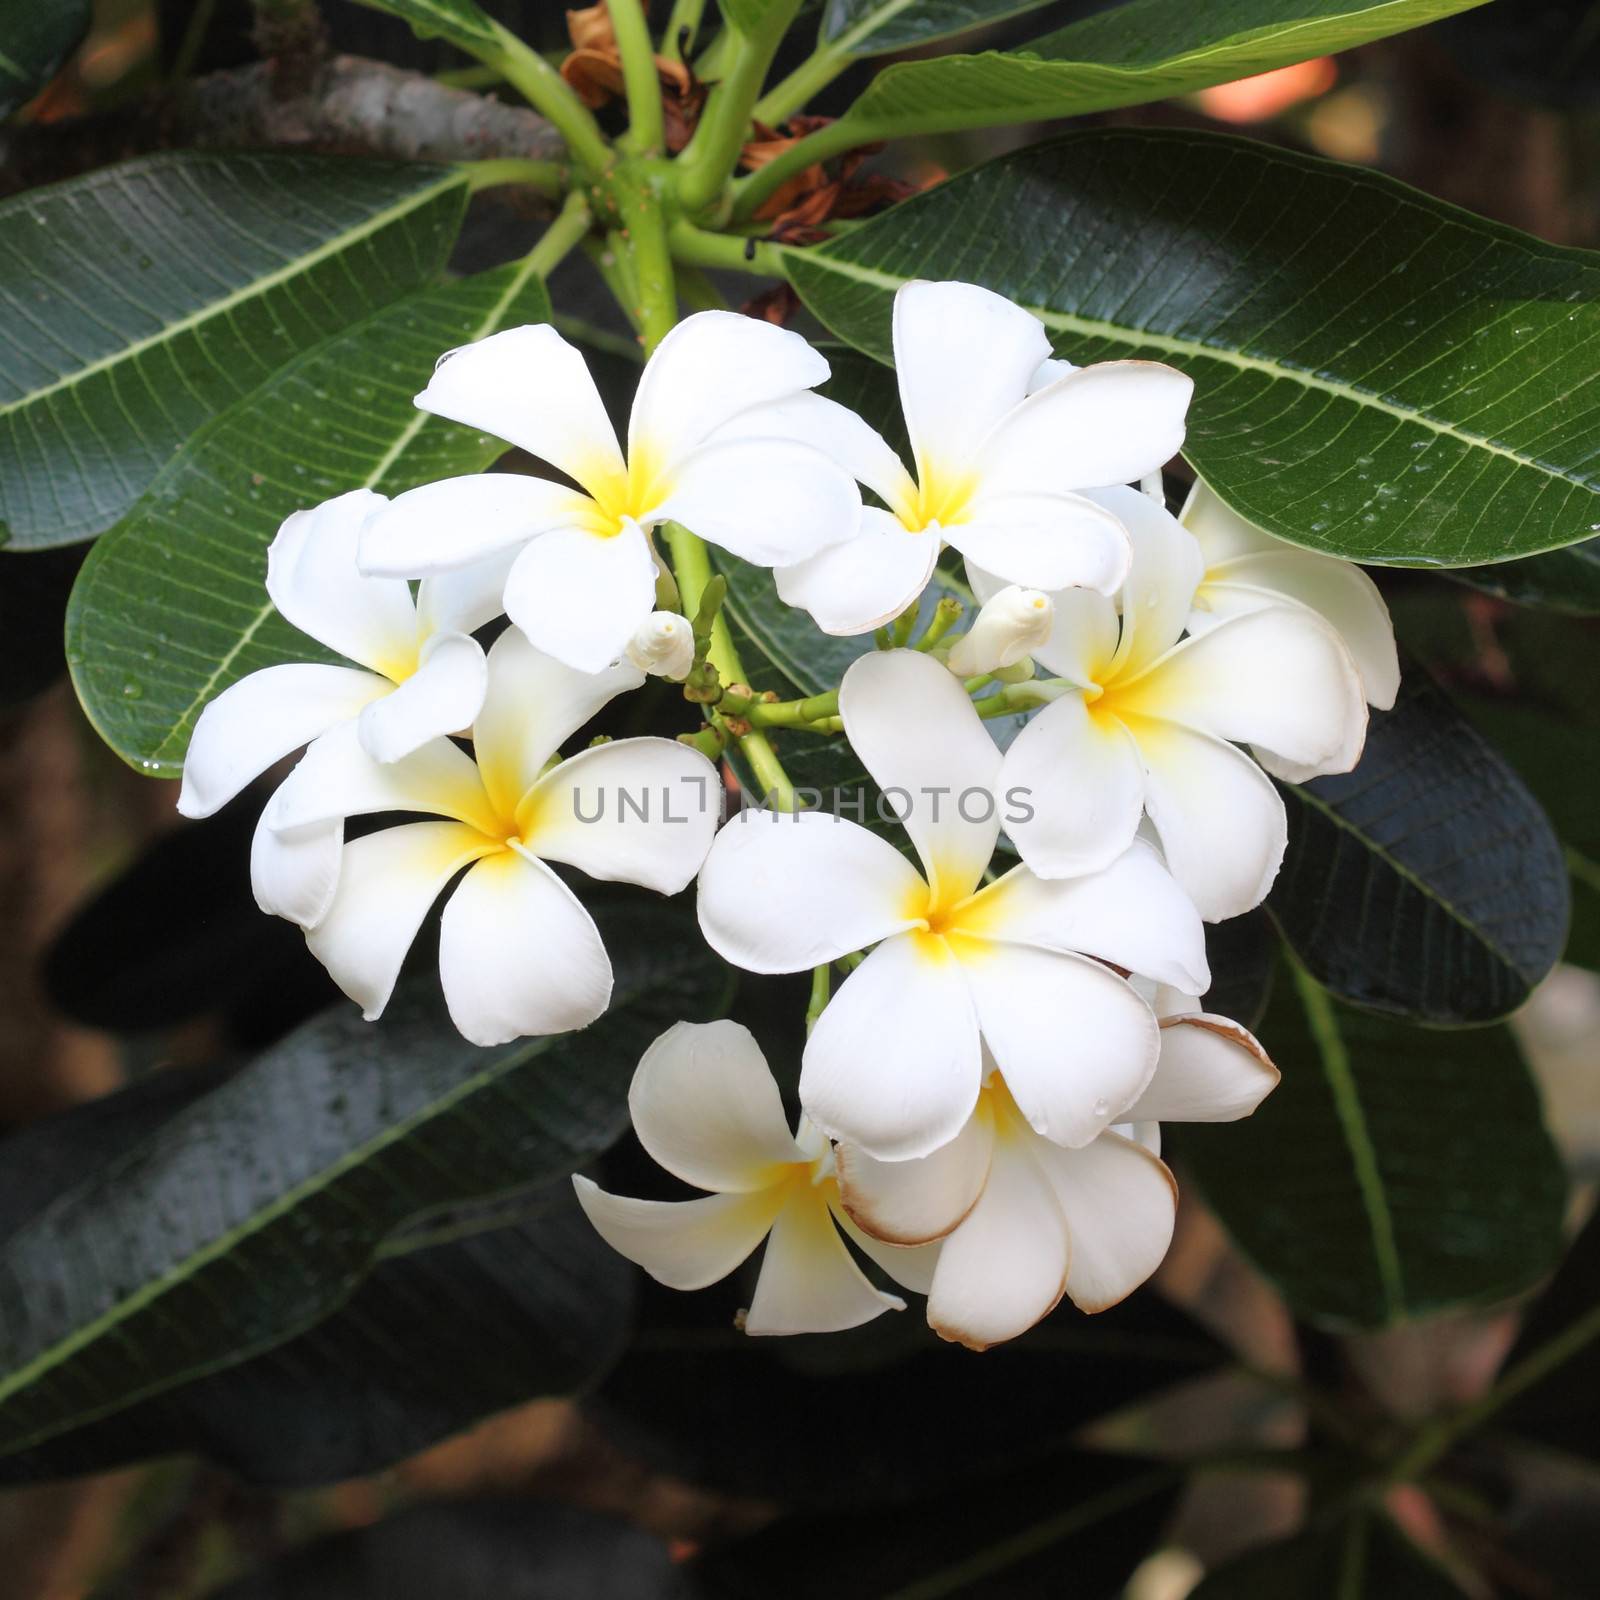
[1134,720,1288,922]
[267,718,499,834]
[630,309,830,472]
[1035,1130,1177,1313]
[839,649,1001,905]
[357,631,487,764]
[926,1137,1069,1350]
[1179,477,1265,563]
[415,546,520,638]
[745,1188,904,1335]
[363,474,596,579]
[1127,1013,1280,1122]
[973,361,1193,496]
[266,491,419,677]
[714,391,918,521]
[1195,557,1399,712]
[1027,356,1077,391]
[961,841,1209,994]
[520,737,720,893]
[837,1212,941,1295]
[250,808,341,929]
[974,566,1119,688]
[1089,486,1204,678]
[774,506,937,635]
[177,663,390,818]
[652,436,860,566]
[306,821,494,1020]
[437,849,613,1045]
[629,1020,805,1193]
[961,944,1159,1148]
[1120,607,1367,778]
[835,1108,993,1245]
[997,694,1146,880]
[502,521,658,675]
[572,1176,782,1290]
[415,323,627,500]
[801,932,983,1161]
[944,491,1130,594]
[697,809,923,973]
[893,281,1050,480]
[471,627,644,820]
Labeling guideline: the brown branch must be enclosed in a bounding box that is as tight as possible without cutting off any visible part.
[0,54,566,196]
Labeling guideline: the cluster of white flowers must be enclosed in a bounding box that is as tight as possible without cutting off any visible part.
[179,281,1396,1348]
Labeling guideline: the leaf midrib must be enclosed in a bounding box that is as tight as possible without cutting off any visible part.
[789,252,1595,511]
[0,167,465,420]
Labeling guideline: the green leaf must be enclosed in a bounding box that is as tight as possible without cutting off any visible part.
[0,903,722,1459]
[786,128,1600,568]
[1189,1513,1469,1598]
[0,0,89,118]
[693,1448,1178,1598]
[66,259,551,777]
[1180,960,1567,1330]
[1453,538,1600,615]
[1268,669,1569,1024]
[839,0,1488,129]
[0,152,468,550]
[820,0,1058,56]
[348,0,502,53]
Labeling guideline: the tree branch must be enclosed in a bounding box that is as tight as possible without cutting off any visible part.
[0,54,566,197]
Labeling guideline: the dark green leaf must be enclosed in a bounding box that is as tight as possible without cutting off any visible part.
[694,1448,1178,1598]
[348,0,502,53]
[1202,909,1276,1031]
[0,0,89,118]
[0,1186,633,1486]
[1188,1512,1468,1597]
[787,128,1600,568]
[591,1278,1224,1506]
[838,0,1486,129]
[211,1500,691,1599]
[0,904,721,1458]
[66,260,550,776]
[820,0,1058,56]
[1181,960,1567,1330]
[0,152,468,549]
[1269,668,1568,1024]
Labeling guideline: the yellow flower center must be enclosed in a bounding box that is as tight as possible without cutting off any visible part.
[904,459,978,533]
[583,447,671,537]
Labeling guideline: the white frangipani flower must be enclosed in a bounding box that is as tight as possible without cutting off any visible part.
[177,489,510,930]
[573,1021,931,1336]
[358,313,862,674]
[982,486,1368,922]
[261,627,718,1046]
[837,1005,1278,1350]
[1180,479,1401,730]
[626,611,695,681]
[697,648,1208,1162]
[945,585,1053,678]
[718,280,1192,636]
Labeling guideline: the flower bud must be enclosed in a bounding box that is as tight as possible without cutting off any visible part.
[626,611,694,681]
[946,587,1053,677]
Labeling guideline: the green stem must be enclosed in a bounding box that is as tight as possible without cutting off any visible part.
[732,115,884,222]
[747,689,839,728]
[669,219,789,278]
[434,62,506,90]
[463,157,569,198]
[675,0,805,215]
[582,236,643,335]
[662,0,707,61]
[486,21,614,176]
[525,191,592,277]
[676,263,729,313]
[753,36,851,127]
[806,964,831,1032]
[616,180,679,347]
[553,315,645,364]
[914,597,963,650]
[611,0,666,154]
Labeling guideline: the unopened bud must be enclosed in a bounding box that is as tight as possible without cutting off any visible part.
[626,611,694,680]
[946,587,1053,677]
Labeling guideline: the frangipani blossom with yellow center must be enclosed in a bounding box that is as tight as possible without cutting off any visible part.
[262,627,718,1046]
[1180,479,1401,740]
[837,1002,1278,1349]
[697,648,1208,1162]
[980,485,1369,922]
[717,280,1191,637]
[177,488,511,930]
[357,313,861,673]
[573,1021,931,1336]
